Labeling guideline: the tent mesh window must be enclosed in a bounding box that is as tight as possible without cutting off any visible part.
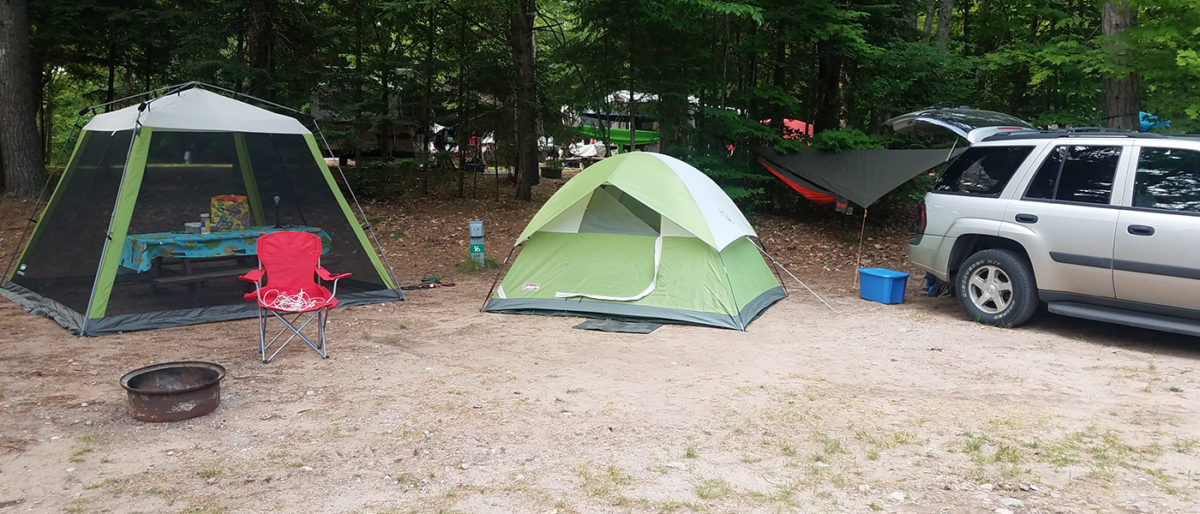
[243,134,386,294]
[101,132,387,316]
[106,132,255,315]
[10,130,135,313]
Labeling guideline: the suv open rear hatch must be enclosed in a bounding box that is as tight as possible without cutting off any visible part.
[885,106,1034,144]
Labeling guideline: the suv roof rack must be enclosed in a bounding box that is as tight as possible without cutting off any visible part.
[980,128,1190,142]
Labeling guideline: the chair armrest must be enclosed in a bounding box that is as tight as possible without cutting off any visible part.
[316,268,351,281]
[239,269,264,283]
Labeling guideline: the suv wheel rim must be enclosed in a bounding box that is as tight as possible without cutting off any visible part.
[967,264,1013,315]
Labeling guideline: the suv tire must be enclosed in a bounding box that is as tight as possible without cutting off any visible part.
[956,249,1038,327]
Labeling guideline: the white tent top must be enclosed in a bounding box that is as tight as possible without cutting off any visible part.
[518,152,757,251]
[84,87,310,135]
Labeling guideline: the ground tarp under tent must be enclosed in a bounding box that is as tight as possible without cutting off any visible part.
[484,152,785,330]
[1,84,403,336]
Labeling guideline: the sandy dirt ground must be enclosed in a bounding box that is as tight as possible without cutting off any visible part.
[0,172,1198,514]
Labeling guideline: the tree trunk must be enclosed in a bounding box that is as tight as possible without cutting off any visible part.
[353,0,363,163]
[106,46,116,105]
[923,0,935,42]
[960,0,970,42]
[813,50,842,133]
[247,0,275,99]
[456,17,466,198]
[421,5,434,196]
[935,0,954,50]
[0,0,45,198]
[510,0,537,201]
[1102,0,1139,130]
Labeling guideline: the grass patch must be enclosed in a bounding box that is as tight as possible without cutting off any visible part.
[575,463,632,497]
[778,442,796,457]
[70,435,94,463]
[745,481,801,509]
[694,478,732,500]
[83,478,114,490]
[818,433,843,455]
[455,258,499,273]
[683,446,698,459]
[1172,437,1198,454]
[657,500,702,512]
[197,466,222,479]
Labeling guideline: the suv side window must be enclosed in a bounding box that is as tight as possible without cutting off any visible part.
[1133,147,1200,213]
[1023,145,1121,204]
[932,146,1034,196]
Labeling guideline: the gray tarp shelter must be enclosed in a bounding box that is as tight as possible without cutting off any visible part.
[758,106,1030,208]
[754,147,966,208]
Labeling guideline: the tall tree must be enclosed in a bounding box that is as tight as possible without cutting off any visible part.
[508,0,538,200]
[0,0,45,197]
[934,0,954,48]
[1102,0,1139,130]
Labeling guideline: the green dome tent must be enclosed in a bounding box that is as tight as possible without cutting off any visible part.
[484,152,785,330]
[1,84,403,336]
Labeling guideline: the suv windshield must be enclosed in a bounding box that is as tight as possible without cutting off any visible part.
[932,146,1035,196]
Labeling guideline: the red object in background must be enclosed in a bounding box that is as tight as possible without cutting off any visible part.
[760,119,814,140]
[469,136,480,146]
[757,160,836,204]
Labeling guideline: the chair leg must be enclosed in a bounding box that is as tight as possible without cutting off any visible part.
[258,307,268,363]
[260,309,329,363]
[317,308,328,359]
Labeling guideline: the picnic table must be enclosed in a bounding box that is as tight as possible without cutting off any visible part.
[120,225,330,276]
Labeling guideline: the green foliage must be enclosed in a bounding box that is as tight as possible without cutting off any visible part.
[808,128,883,153]
[25,0,1200,210]
[340,159,423,201]
[683,151,774,214]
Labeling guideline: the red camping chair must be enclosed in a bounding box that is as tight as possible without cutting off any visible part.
[239,231,351,363]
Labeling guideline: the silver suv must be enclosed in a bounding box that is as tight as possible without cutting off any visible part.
[909,129,1200,336]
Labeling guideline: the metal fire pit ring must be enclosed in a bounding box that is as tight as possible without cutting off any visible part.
[119,361,227,422]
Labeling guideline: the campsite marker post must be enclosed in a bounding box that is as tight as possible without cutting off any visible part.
[469,221,484,266]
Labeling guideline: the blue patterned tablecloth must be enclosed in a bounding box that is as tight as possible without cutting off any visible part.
[120,226,330,273]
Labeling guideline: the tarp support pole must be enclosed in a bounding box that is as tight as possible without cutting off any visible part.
[853,209,867,288]
[87,126,153,322]
[234,133,267,226]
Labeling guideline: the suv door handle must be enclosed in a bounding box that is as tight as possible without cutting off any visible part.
[1015,213,1038,223]
[1127,224,1155,236]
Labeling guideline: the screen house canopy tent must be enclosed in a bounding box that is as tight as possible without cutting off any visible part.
[484,152,786,330]
[1,83,403,336]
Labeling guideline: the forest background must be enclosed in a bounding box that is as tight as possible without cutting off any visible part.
[1,0,1198,212]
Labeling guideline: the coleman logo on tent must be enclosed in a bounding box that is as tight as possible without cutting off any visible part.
[521,283,540,292]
